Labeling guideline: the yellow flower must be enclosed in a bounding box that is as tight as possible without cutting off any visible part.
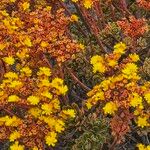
[3,56,15,65]
[28,108,42,118]
[57,85,68,95]
[144,93,150,104]
[41,116,56,127]
[52,99,60,110]
[0,10,9,16]
[27,96,40,105]
[32,147,39,150]
[93,63,106,73]
[54,120,65,133]
[137,116,149,128]
[41,91,53,99]
[137,143,146,150]
[51,78,68,95]
[45,6,52,11]
[134,109,140,116]
[16,48,29,59]
[94,91,105,101]
[45,131,57,147]
[0,117,7,126]
[108,59,118,67]
[23,37,32,47]
[5,116,21,127]
[38,79,50,87]
[41,103,52,115]
[83,0,93,9]
[114,42,126,54]
[137,143,150,150]
[129,53,140,62]
[91,55,106,73]
[79,43,85,50]
[21,2,30,11]
[10,141,24,150]
[100,79,111,91]
[62,109,76,118]
[91,55,104,65]
[8,95,20,102]
[21,67,32,77]
[0,91,4,96]
[4,72,18,79]
[103,102,117,115]
[130,93,142,107]
[2,19,11,29]
[37,67,51,77]
[0,43,6,50]
[71,14,79,22]
[9,131,21,142]
[86,101,92,109]
[40,41,49,47]
[122,63,138,75]
[9,81,23,88]
[52,78,64,86]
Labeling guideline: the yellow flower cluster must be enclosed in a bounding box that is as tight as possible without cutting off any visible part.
[0,116,22,127]
[3,56,15,65]
[45,131,57,147]
[90,42,127,74]
[114,42,127,54]
[137,143,150,150]
[122,63,139,79]
[86,42,150,132]
[144,93,150,104]
[0,7,78,148]
[51,78,68,95]
[0,1,81,149]
[0,72,23,90]
[9,131,21,142]
[91,55,106,73]
[0,66,75,149]
[37,67,51,77]
[103,102,118,115]
[0,2,83,68]
[10,141,24,150]
[137,116,149,128]
[21,2,30,11]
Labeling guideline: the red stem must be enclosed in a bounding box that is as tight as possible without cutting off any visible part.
[65,66,91,91]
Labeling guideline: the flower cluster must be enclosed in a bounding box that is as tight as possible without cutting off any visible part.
[0,1,78,149]
[137,143,150,150]
[0,66,75,149]
[0,0,149,149]
[0,1,84,66]
[117,16,148,39]
[136,0,150,10]
[86,42,150,141]
[90,42,127,74]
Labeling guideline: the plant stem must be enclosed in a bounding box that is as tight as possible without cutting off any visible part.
[65,66,91,91]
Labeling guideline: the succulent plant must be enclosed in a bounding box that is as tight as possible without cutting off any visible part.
[143,58,150,77]
[71,116,109,150]
[55,104,110,150]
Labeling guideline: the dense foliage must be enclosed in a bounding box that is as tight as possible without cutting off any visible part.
[0,0,149,150]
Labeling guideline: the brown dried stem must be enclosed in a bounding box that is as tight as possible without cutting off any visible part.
[65,66,91,91]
